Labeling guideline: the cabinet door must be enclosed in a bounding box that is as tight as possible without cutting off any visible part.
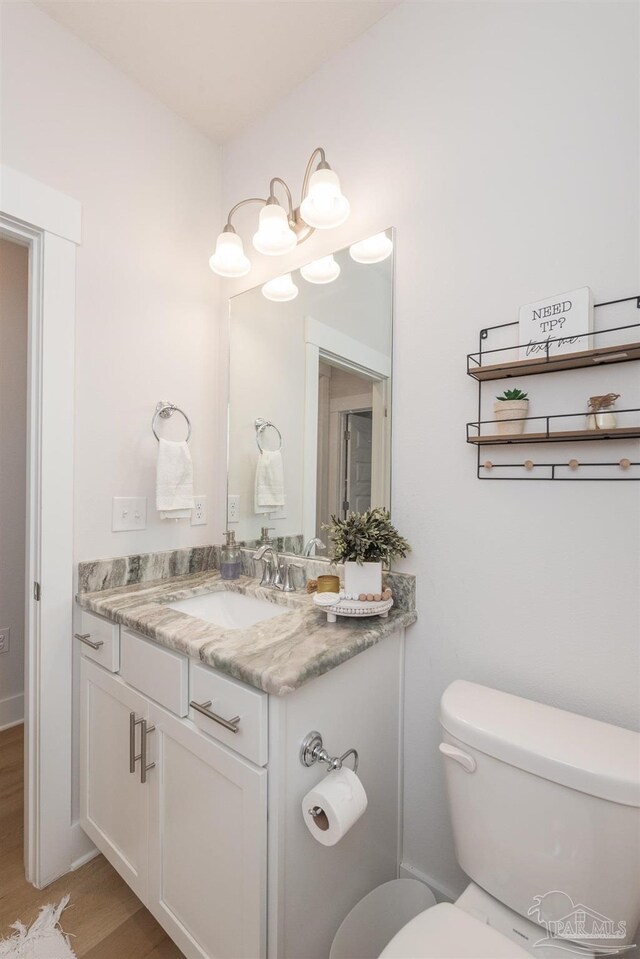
[80,657,150,901]
[147,702,267,959]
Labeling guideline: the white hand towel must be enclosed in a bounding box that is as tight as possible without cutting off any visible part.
[255,449,285,512]
[156,439,195,520]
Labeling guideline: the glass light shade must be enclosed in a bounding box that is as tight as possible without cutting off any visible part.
[209,231,251,277]
[300,168,350,229]
[349,232,393,264]
[300,254,341,285]
[252,203,297,256]
[262,273,299,302]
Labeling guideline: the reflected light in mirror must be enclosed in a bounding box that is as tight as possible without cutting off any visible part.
[252,203,297,256]
[209,230,251,277]
[300,254,341,285]
[300,168,350,229]
[349,232,393,264]
[262,273,299,302]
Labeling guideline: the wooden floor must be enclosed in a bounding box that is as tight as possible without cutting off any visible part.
[0,724,183,958]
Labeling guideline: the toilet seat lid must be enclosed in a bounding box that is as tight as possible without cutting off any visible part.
[379,903,532,958]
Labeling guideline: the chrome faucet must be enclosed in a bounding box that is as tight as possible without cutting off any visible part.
[252,544,283,589]
[303,537,326,558]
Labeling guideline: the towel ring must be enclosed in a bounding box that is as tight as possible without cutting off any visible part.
[255,417,282,453]
[152,402,191,442]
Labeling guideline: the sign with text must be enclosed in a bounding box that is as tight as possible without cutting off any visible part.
[519,287,593,360]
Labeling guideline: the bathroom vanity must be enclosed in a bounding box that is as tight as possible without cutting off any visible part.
[76,562,416,959]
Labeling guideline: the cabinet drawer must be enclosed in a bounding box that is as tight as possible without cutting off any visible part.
[121,629,188,717]
[189,662,268,766]
[75,609,120,672]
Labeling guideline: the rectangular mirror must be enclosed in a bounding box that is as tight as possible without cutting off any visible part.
[227,228,394,557]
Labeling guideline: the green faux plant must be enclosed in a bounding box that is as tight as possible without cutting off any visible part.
[497,388,528,401]
[323,507,411,566]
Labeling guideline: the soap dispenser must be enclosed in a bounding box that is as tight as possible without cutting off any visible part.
[220,530,242,581]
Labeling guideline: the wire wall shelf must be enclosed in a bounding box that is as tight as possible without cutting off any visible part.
[467,294,640,481]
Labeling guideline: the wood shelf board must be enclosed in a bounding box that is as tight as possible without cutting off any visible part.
[468,426,640,446]
[467,341,640,381]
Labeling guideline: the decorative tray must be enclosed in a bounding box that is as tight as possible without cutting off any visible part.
[313,595,394,624]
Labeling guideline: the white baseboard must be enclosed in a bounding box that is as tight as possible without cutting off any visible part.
[70,820,98,871]
[0,693,24,731]
[399,861,458,903]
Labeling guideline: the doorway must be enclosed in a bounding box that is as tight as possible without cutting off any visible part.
[343,410,373,517]
[316,360,378,535]
[1,165,80,888]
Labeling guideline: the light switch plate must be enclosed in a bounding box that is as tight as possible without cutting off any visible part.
[0,628,9,655]
[112,497,147,532]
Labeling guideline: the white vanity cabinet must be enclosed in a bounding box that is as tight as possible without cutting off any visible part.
[80,658,150,901]
[78,620,404,959]
[146,699,267,959]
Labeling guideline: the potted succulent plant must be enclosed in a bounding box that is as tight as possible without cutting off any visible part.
[494,388,529,435]
[323,507,411,596]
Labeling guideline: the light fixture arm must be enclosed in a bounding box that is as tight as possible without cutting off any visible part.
[300,146,328,202]
[269,177,294,219]
[225,196,268,231]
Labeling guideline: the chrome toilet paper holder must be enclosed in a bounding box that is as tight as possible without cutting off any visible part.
[299,730,359,774]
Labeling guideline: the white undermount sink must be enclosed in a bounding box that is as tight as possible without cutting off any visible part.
[166,590,289,630]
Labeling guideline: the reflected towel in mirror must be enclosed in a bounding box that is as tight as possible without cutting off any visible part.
[156,439,195,520]
[255,449,285,512]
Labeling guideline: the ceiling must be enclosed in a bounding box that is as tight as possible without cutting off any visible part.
[36,0,399,143]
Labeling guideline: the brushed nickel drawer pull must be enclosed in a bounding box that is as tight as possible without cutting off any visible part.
[129,712,143,773]
[74,632,104,650]
[140,719,155,784]
[190,699,241,733]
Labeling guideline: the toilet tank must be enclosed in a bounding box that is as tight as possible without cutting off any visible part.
[440,681,640,951]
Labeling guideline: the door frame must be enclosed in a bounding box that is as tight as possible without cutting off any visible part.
[0,165,81,887]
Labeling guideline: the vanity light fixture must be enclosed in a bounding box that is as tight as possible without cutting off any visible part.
[349,232,393,264]
[300,254,341,285]
[262,273,299,302]
[209,148,349,278]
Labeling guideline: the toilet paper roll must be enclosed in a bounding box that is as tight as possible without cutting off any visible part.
[302,767,368,846]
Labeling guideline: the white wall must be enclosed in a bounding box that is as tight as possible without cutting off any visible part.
[0,1,222,565]
[220,2,640,897]
[0,238,28,729]
[0,1,222,827]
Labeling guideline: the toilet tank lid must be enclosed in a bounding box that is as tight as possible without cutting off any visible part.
[441,681,640,807]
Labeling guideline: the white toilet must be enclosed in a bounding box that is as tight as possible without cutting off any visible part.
[380,680,640,958]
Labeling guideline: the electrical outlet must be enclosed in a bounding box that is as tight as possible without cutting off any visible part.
[191,495,207,526]
[112,497,147,532]
[228,494,240,523]
[0,628,9,655]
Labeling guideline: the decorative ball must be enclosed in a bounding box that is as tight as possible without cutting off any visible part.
[373,593,381,602]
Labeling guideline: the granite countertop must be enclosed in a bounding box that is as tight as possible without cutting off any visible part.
[76,570,417,696]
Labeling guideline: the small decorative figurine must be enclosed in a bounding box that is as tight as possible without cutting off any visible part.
[587,393,620,430]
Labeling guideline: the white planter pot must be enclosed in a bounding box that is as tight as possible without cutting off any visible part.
[343,561,383,597]
[494,399,529,435]
[586,411,617,430]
